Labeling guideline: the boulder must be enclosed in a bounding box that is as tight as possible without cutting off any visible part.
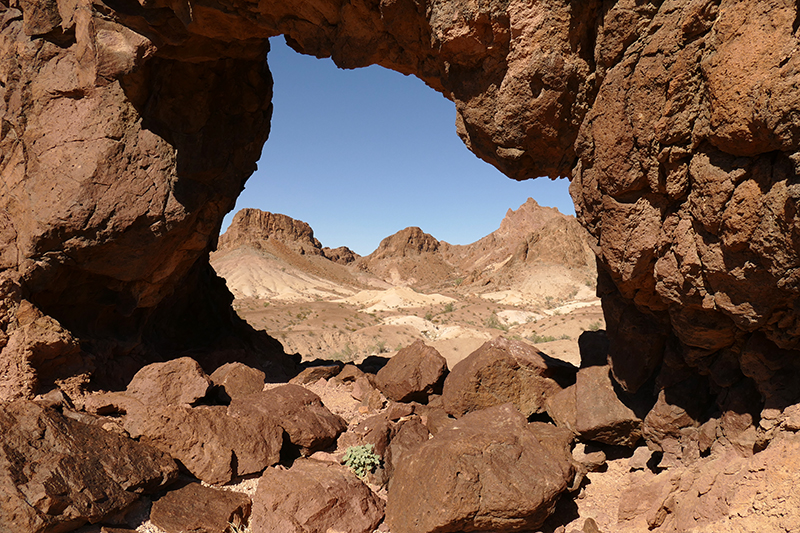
[0,400,178,533]
[337,364,368,383]
[384,416,430,479]
[549,365,642,447]
[229,384,346,455]
[150,482,251,533]
[442,337,575,418]
[386,403,574,533]
[290,364,342,385]
[210,362,265,402]
[134,405,281,484]
[126,357,211,407]
[250,459,384,533]
[375,340,448,403]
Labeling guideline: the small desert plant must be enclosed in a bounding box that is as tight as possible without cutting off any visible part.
[343,444,381,478]
[424,311,434,321]
[228,517,250,533]
[587,321,601,332]
[443,302,455,313]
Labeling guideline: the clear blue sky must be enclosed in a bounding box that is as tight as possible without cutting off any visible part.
[222,37,574,256]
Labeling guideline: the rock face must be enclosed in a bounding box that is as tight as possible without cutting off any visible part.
[2,0,800,476]
[386,403,575,533]
[0,400,178,533]
[218,209,324,257]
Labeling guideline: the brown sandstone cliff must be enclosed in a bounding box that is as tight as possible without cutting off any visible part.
[0,0,799,484]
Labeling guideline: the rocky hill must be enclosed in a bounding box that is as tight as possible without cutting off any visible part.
[211,209,367,301]
[213,199,596,302]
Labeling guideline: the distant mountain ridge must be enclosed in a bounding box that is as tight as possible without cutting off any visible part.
[211,199,596,300]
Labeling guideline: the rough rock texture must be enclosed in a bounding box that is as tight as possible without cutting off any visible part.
[617,433,800,532]
[558,365,643,447]
[126,357,211,407]
[218,209,324,256]
[2,0,800,486]
[375,340,448,403]
[228,384,347,455]
[210,362,266,402]
[250,459,384,533]
[442,336,575,418]
[132,404,282,484]
[0,400,178,533]
[386,403,574,533]
[150,482,251,533]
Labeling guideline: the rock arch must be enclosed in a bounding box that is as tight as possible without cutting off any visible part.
[1,0,799,437]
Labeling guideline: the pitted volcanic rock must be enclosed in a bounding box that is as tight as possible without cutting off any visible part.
[1,0,799,471]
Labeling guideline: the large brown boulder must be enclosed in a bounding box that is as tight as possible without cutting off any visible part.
[0,400,178,533]
[386,403,574,533]
[250,459,384,533]
[442,337,575,418]
[132,404,282,484]
[150,482,251,533]
[375,340,448,403]
[547,365,642,447]
[210,362,266,402]
[126,357,211,407]
[228,384,347,455]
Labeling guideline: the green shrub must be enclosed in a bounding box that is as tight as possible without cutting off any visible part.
[343,444,381,478]
[443,302,455,313]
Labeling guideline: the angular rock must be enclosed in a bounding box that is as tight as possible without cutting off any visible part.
[126,357,211,407]
[385,401,414,421]
[442,337,575,418]
[337,364,368,383]
[386,403,574,533]
[375,340,448,403]
[210,362,265,402]
[251,459,384,533]
[0,400,177,533]
[229,384,346,455]
[548,366,642,447]
[150,482,251,533]
[384,416,430,479]
[575,366,642,447]
[134,405,281,484]
[289,364,342,385]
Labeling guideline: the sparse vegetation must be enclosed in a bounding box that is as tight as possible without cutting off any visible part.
[528,333,557,343]
[343,444,381,478]
[587,321,601,331]
[443,302,455,313]
[228,518,251,533]
[331,344,356,362]
[425,311,434,321]
[485,313,509,332]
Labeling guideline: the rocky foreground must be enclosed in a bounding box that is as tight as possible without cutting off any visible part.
[3,335,799,533]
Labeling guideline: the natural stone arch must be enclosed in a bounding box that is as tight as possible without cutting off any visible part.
[1,0,799,444]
